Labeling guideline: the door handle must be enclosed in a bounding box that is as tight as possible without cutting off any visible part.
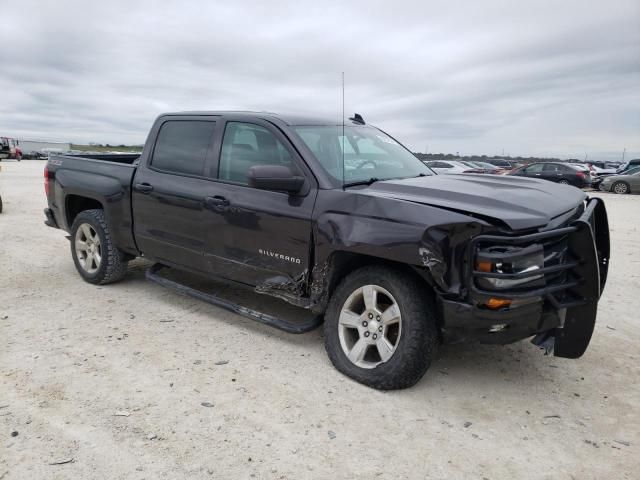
[205,195,230,209]
[134,183,154,194]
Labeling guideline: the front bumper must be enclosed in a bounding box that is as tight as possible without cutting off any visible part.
[440,197,610,358]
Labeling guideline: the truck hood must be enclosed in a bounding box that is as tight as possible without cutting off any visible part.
[359,174,586,231]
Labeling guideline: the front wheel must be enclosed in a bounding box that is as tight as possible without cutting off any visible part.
[324,266,438,390]
[70,209,128,285]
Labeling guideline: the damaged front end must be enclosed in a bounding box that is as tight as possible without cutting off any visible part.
[439,197,609,358]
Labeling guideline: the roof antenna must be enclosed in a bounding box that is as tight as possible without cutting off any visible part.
[342,71,345,189]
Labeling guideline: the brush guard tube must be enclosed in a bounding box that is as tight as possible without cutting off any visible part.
[464,197,609,358]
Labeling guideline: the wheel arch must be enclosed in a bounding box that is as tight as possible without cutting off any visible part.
[311,250,437,314]
[65,194,104,229]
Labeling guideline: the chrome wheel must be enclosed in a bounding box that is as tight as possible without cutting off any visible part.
[613,182,629,194]
[558,179,569,185]
[338,284,402,369]
[75,223,102,274]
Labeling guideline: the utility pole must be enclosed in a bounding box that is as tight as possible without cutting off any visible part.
[622,148,626,162]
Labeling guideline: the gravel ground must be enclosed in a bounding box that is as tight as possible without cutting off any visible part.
[1,160,639,479]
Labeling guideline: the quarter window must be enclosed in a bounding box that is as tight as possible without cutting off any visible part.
[151,121,216,176]
[219,122,293,184]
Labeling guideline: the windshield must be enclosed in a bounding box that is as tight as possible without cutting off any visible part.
[293,125,432,185]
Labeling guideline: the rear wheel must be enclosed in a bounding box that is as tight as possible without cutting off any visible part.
[70,209,128,284]
[558,179,570,185]
[324,266,438,390]
[612,181,629,194]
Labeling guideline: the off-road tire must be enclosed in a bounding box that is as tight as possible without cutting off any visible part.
[324,266,439,390]
[70,209,128,285]
[612,181,630,194]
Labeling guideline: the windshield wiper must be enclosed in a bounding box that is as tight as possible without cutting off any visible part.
[343,177,380,188]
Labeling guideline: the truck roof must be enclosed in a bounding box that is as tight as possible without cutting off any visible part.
[161,111,364,127]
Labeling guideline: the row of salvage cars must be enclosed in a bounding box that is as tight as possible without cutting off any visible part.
[423,159,640,194]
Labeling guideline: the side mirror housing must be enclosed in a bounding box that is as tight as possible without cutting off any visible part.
[247,165,304,193]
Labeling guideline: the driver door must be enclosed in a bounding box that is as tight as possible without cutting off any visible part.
[202,118,317,289]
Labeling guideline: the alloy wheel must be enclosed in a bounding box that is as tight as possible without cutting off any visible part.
[338,284,402,369]
[613,182,628,194]
[75,223,102,273]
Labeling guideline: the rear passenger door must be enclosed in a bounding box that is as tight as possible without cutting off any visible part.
[202,118,317,290]
[132,116,217,273]
[522,163,545,178]
[542,163,565,182]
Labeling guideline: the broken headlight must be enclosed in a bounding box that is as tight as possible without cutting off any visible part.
[475,243,545,290]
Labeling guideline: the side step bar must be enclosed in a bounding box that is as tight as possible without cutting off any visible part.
[146,263,323,334]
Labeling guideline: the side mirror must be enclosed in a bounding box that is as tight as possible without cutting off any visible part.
[247,165,304,193]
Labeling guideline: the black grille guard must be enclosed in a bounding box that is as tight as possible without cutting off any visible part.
[466,197,610,358]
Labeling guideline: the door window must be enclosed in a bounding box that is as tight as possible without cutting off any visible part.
[151,121,216,176]
[219,122,293,185]
[543,164,562,172]
[525,163,545,173]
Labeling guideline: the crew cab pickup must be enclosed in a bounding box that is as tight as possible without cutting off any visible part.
[44,112,610,389]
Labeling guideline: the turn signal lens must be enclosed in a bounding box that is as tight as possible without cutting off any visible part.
[484,298,512,310]
[476,260,493,272]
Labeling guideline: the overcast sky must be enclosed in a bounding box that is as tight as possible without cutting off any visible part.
[1,0,638,160]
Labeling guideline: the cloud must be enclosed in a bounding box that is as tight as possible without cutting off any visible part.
[1,0,638,160]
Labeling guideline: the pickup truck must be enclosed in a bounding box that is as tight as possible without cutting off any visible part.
[44,111,610,390]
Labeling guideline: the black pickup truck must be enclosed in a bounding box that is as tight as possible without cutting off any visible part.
[44,112,610,389]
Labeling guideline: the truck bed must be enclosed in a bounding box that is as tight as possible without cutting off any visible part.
[46,153,140,255]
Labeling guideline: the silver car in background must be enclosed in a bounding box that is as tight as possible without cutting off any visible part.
[599,167,640,194]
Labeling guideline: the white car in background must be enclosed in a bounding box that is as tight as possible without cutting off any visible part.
[424,160,470,175]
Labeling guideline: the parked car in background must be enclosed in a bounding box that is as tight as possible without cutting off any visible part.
[509,162,592,188]
[484,158,518,170]
[475,161,503,172]
[569,163,600,188]
[617,159,640,174]
[587,163,617,175]
[423,160,469,174]
[588,160,620,172]
[599,167,640,194]
[459,161,502,174]
[0,137,22,161]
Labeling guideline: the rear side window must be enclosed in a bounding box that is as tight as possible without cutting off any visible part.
[151,121,216,176]
[219,122,293,185]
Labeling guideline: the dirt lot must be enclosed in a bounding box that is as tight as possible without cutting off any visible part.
[1,160,639,479]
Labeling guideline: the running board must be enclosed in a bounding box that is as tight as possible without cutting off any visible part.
[145,263,322,334]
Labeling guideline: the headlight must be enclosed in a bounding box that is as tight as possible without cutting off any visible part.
[475,244,544,290]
